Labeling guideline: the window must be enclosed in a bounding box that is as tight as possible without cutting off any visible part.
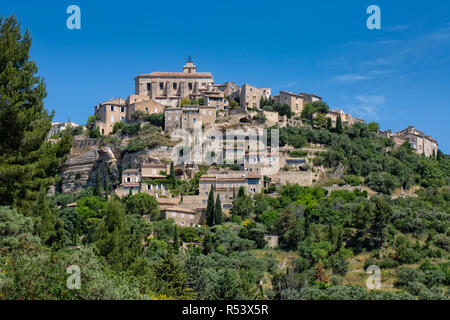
[193,118,197,124]
[147,83,151,90]
[110,115,115,123]
[126,177,131,182]
[120,106,125,113]
[173,83,177,90]
[159,82,164,90]
[202,110,206,115]
[188,83,193,90]
[110,105,115,111]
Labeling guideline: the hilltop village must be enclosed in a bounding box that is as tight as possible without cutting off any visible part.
[49,58,439,228]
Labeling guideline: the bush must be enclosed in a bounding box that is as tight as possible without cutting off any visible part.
[344,175,363,186]
[423,269,445,288]
[379,257,399,268]
[396,268,424,287]
[145,113,164,129]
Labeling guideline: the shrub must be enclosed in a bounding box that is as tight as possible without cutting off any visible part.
[396,268,424,287]
[344,175,363,186]
[379,257,399,269]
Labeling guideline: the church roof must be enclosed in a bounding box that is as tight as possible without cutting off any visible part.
[135,72,212,79]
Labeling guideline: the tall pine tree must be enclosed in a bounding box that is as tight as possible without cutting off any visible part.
[95,197,136,271]
[0,15,72,242]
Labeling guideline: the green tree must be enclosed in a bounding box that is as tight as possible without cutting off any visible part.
[336,115,343,134]
[93,170,101,196]
[371,198,392,248]
[125,193,160,220]
[206,185,215,226]
[153,251,193,298]
[95,198,136,271]
[0,15,72,243]
[173,227,179,253]
[169,161,176,188]
[214,194,223,225]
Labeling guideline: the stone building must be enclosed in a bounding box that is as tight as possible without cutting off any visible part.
[215,81,241,97]
[272,91,322,115]
[134,58,214,107]
[126,95,165,121]
[273,91,306,115]
[300,92,322,104]
[140,162,170,197]
[326,109,365,126]
[164,105,216,132]
[240,84,271,109]
[94,98,127,135]
[199,171,262,199]
[48,121,80,139]
[395,126,438,157]
[161,207,197,227]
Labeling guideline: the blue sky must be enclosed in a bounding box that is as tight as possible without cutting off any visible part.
[2,0,450,152]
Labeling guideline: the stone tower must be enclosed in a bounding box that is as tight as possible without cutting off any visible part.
[183,55,197,73]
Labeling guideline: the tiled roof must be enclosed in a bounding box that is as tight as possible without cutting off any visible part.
[136,72,213,78]
[163,206,196,214]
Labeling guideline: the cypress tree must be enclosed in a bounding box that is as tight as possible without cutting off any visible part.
[0,15,72,242]
[170,161,176,188]
[327,117,332,131]
[214,194,223,225]
[173,227,179,253]
[237,186,245,198]
[336,115,343,134]
[206,185,215,226]
[93,170,101,196]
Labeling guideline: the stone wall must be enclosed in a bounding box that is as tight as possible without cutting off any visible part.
[279,171,312,186]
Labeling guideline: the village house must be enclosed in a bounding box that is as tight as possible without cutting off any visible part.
[140,162,170,197]
[164,105,216,132]
[215,81,241,98]
[273,91,306,115]
[126,95,165,121]
[244,151,280,176]
[393,126,438,157]
[94,97,127,135]
[240,84,271,109]
[199,171,262,200]
[326,109,365,126]
[48,121,80,138]
[161,206,197,227]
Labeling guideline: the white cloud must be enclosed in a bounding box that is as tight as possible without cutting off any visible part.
[345,95,385,119]
[334,74,371,83]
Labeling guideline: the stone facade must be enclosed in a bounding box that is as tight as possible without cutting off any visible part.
[215,81,241,98]
[134,59,214,107]
[394,126,438,157]
[48,121,80,139]
[94,98,127,135]
[326,109,365,126]
[164,105,216,132]
[126,97,165,121]
[161,207,197,227]
[273,91,306,115]
[240,84,271,109]
[199,171,263,199]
